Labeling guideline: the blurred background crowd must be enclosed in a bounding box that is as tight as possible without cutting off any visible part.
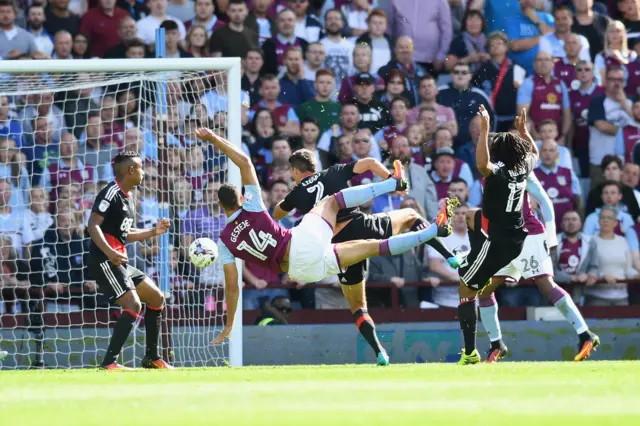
[1,0,640,317]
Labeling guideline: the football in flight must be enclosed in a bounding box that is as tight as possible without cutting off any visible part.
[189,237,218,268]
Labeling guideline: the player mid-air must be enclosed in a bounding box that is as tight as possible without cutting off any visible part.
[468,111,600,363]
[455,106,540,365]
[272,149,460,365]
[195,128,457,346]
[87,151,173,370]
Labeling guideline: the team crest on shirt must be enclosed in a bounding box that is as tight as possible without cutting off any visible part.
[557,176,566,186]
[99,200,110,212]
[547,187,559,198]
[547,93,558,103]
[555,85,562,92]
[123,204,128,211]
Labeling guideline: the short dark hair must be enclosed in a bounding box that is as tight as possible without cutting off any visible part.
[160,20,179,32]
[244,48,264,59]
[269,179,289,191]
[112,150,140,178]
[462,9,486,33]
[601,179,622,193]
[125,38,147,51]
[218,183,242,210]
[301,116,319,128]
[390,96,410,109]
[289,149,317,173]
[449,177,468,187]
[606,65,625,78]
[553,5,573,16]
[228,0,246,6]
[261,74,279,84]
[0,0,15,10]
[601,154,623,171]
[488,132,535,172]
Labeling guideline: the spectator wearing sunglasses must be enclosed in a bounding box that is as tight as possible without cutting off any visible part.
[437,61,495,148]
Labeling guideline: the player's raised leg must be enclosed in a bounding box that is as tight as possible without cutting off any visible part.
[535,276,600,361]
[332,160,408,214]
[334,203,455,268]
[101,289,141,370]
[136,275,173,369]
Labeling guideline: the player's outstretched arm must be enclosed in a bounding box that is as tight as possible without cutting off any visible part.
[126,218,171,242]
[515,108,539,159]
[353,157,392,179]
[196,128,260,186]
[211,262,240,344]
[272,202,289,221]
[87,213,128,266]
[476,104,495,177]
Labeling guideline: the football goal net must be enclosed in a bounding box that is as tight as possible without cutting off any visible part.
[0,58,243,369]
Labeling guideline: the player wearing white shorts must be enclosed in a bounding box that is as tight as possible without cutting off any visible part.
[470,173,599,362]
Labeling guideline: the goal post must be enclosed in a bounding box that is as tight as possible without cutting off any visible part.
[0,58,243,368]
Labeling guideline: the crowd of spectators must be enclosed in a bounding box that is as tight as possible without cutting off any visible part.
[2,0,640,316]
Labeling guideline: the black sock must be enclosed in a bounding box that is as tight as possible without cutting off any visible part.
[458,300,477,356]
[354,309,383,356]
[145,306,163,360]
[102,310,137,366]
[411,218,455,258]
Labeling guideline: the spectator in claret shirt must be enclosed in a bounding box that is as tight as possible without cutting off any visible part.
[517,50,571,143]
[593,20,637,85]
[26,4,54,57]
[79,0,130,58]
[0,137,29,209]
[45,133,97,203]
[552,33,583,88]
[249,75,301,136]
[44,0,81,37]
[279,46,315,108]
[408,75,458,136]
[374,96,409,152]
[185,0,224,36]
[104,16,139,59]
[261,8,309,76]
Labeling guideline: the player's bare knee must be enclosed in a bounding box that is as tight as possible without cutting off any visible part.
[535,276,556,296]
[119,292,142,314]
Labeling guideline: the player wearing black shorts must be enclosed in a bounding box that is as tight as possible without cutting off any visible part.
[273,149,459,366]
[87,151,173,370]
[453,106,539,365]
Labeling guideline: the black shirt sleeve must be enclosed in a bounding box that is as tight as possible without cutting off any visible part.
[279,186,301,212]
[448,36,469,57]
[91,187,113,217]
[331,161,358,180]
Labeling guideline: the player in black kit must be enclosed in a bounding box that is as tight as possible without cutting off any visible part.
[455,106,539,365]
[87,151,173,370]
[273,149,460,366]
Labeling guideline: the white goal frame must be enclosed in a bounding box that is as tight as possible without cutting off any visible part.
[0,58,244,367]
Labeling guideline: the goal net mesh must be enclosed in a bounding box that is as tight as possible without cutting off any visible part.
[0,68,231,369]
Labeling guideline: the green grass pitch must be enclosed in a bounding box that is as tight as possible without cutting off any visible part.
[1,362,639,426]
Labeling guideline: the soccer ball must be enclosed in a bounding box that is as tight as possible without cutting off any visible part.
[189,237,218,268]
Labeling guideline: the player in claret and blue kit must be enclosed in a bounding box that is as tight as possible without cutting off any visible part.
[195,128,458,355]
[87,151,173,370]
[271,149,461,365]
